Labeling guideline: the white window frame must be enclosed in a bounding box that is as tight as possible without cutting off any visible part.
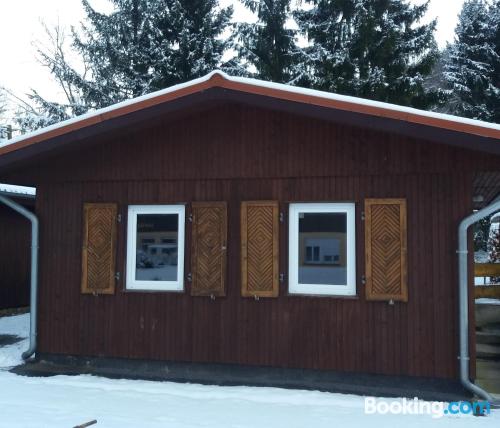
[126,205,185,291]
[288,202,356,296]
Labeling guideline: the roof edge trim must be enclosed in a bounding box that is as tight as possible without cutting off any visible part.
[0,70,499,158]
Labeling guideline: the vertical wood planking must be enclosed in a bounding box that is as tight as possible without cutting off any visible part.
[25,103,500,380]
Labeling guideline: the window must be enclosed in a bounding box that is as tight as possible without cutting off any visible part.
[288,203,356,296]
[126,205,185,291]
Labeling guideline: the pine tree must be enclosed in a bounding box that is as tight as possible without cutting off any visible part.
[486,0,500,123]
[423,49,449,112]
[444,0,500,122]
[0,88,7,122]
[488,220,500,284]
[475,216,493,252]
[0,88,9,141]
[16,0,235,132]
[295,0,438,108]
[166,0,235,83]
[490,229,500,262]
[237,0,303,83]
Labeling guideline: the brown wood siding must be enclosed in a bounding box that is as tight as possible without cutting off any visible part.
[5,103,498,379]
[0,204,31,309]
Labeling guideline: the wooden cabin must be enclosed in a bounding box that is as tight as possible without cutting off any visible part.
[0,72,499,394]
[0,184,35,310]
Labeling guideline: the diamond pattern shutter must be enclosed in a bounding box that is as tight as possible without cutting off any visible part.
[191,202,227,297]
[81,203,117,295]
[241,201,279,298]
[365,199,408,302]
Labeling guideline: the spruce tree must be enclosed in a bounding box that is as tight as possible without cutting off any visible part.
[0,88,7,122]
[295,0,438,108]
[486,0,500,123]
[166,0,234,84]
[16,0,235,132]
[237,0,303,83]
[444,0,496,121]
[488,223,500,284]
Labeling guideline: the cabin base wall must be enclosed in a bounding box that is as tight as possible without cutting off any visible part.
[14,353,471,402]
[35,173,474,381]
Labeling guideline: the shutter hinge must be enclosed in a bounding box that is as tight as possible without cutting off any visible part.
[117,214,122,223]
[361,211,365,221]
[188,213,193,223]
[115,272,121,281]
[279,212,284,223]
[187,272,192,282]
[279,273,285,283]
[361,275,366,285]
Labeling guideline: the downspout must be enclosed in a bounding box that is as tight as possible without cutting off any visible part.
[458,199,500,402]
[0,194,38,360]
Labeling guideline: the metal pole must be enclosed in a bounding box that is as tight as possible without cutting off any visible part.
[458,199,500,402]
[0,194,38,359]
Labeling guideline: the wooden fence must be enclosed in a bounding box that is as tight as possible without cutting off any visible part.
[474,263,500,298]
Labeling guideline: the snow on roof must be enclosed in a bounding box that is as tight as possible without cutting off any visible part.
[0,71,225,150]
[0,183,36,197]
[226,73,500,133]
[0,70,499,154]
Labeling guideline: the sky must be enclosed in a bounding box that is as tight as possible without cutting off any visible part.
[0,0,466,112]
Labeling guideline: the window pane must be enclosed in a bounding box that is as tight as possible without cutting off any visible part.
[298,212,347,285]
[135,214,179,281]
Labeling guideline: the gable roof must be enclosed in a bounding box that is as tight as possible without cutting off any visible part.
[0,70,499,162]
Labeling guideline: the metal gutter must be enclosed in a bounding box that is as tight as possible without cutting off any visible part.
[458,199,500,402]
[0,191,35,200]
[0,194,38,359]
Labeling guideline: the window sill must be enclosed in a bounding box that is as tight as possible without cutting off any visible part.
[286,292,359,300]
[122,288,185,294]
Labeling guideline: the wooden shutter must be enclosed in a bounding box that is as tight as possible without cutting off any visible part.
[81,203,117,295]
[241,201,279,298]
[191,202,227,296]
[365,199,408,302]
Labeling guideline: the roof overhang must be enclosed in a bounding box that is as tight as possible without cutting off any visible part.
[0,70,499,170]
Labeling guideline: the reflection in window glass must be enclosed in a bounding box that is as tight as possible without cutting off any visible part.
[298,212,347,285]
[135,214,179,281]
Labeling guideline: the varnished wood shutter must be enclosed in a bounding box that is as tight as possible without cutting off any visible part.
[365,199,408,302]
[191,202,227,296]
[241,201,279,298]
[81,203,117,294]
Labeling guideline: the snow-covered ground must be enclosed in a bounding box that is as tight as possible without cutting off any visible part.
[1,314,500,427]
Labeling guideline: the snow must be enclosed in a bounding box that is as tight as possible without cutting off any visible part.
[1,313,500,427]
[0,313,28,368]
[2,69,499,152]
[475,250,490,263]
[0,183,36,197]
[476,298,500,305]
